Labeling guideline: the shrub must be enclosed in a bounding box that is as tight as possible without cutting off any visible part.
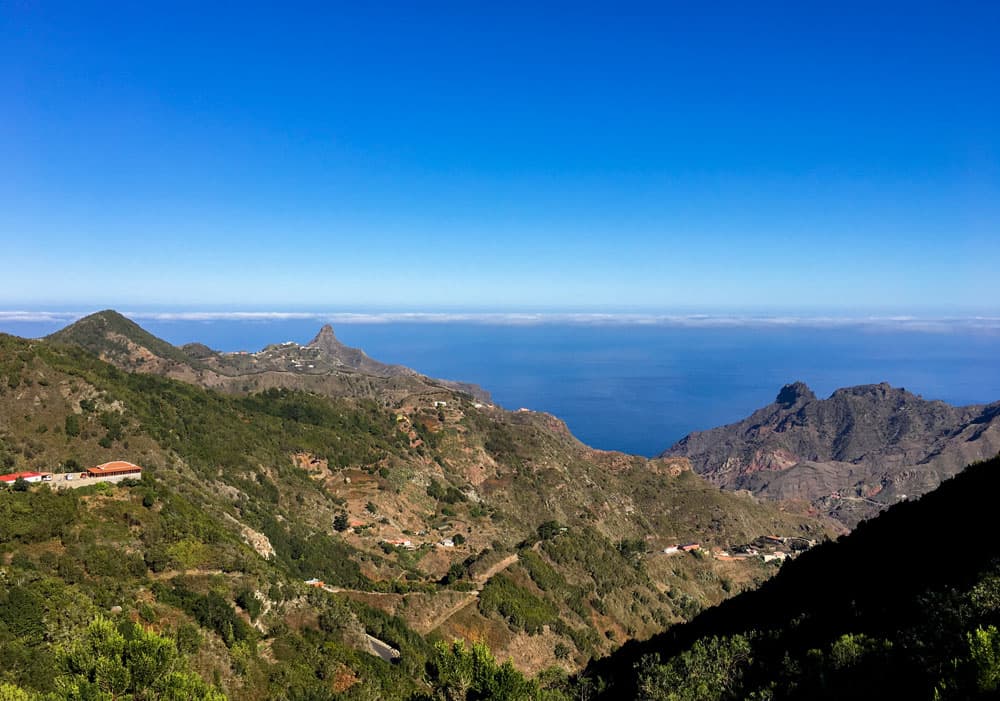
[479,574,559,634]
[537,521,564,540]
[236,589,263,622]
[64,414,81,437]
[333,513,349,532]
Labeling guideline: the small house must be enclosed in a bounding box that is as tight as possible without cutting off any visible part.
[679,543,701,552]
[0,471,44,485]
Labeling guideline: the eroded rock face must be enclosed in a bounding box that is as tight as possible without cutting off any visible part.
[306,324,341,352]
[225,515,276,560]
[662,382,1000,525]
[775,381,816,407]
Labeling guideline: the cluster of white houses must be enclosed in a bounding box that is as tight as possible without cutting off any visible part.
[0,461,143,488]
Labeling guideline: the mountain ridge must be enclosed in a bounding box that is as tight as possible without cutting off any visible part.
[661,380,1000,524]
[47,310,490,403]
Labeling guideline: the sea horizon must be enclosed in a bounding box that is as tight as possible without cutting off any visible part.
[3,306,1000,331]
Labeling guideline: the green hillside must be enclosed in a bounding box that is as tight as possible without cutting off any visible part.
[46,310,203,369]
[0,323,833,700]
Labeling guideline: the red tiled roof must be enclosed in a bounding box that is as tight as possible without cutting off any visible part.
[0,471,42,482]
[87,461,143,476]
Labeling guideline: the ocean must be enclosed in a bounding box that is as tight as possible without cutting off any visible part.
[3,314,999,457]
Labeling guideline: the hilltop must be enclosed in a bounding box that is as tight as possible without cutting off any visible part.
[0,317,835,699]
[47,310,489,402]
[46,308,203,369]
[662,381,1000,525]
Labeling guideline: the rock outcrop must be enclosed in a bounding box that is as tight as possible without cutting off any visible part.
[661,381,1000,525]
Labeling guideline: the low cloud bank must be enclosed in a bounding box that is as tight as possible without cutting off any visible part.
[2,310,999,333]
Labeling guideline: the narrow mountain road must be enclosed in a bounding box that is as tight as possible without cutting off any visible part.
[473,553,519,585]
[319,585,399,596]
[318,550,524,636]
[417,551,522,634]
[149,568,227,580]
[417,594,479,635]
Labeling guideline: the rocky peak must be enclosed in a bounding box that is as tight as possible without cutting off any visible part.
[830,382,902,401]
[775,381,816,407]
[663,379,999,527]
[307,324,342,352]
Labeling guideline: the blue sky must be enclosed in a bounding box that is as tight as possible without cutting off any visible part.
[2,2,998,311]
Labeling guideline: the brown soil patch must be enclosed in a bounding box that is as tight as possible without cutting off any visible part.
[292,452,332,480]
[331,664,359,693]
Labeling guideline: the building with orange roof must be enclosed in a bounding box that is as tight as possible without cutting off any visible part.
[83,461,143,478]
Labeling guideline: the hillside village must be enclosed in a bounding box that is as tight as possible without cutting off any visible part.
[0,459,142,488]
[0,313,839,698]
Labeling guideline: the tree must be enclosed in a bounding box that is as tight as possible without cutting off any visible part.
[11,477,29,492]
[56,616,226,700]
[236,589,262,622]
[969,625,1000,693]
[333,513,349,532]
[0,587,45,641]
[828,632,891,671]
[428,640,545,700]
[64,414,81,438]
[0,683,35,701]
[536,521,563,540]
[637,635,753,701]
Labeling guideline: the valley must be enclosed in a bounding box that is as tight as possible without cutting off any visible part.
[0,312,836,699]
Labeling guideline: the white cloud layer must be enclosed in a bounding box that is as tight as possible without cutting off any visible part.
[2,310,1000,333]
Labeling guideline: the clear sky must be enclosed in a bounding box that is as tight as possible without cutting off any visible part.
[2,2,998,311]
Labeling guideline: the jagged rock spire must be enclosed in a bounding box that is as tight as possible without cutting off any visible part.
[307,324,341,351]
[775,381,816,407]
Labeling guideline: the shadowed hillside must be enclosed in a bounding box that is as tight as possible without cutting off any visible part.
[583,452,1000,700]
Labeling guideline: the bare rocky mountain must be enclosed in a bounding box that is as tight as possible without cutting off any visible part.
[661,381,1000,525]
[187,322,489,400]
[47,310,489,403]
